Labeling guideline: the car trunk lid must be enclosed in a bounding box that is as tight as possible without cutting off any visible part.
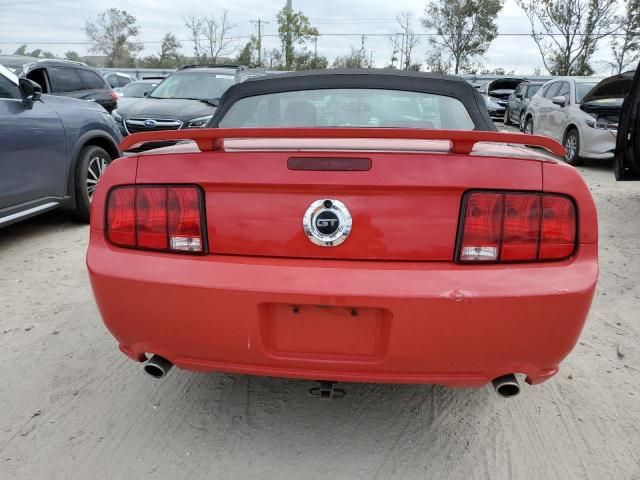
[133,132,551,261]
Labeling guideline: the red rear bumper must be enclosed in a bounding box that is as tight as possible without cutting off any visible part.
[87,231,597,387]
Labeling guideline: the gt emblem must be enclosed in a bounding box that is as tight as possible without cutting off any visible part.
[303,199,352,247]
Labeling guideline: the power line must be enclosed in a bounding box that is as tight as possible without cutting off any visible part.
[0,31,634,46]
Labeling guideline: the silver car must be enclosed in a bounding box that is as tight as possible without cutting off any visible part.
[522,77,617,165]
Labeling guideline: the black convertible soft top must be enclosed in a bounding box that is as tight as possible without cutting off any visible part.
[208,69,496,131]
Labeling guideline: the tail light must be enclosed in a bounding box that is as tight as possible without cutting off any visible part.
[457,191,576,263]
[106,185,205,254]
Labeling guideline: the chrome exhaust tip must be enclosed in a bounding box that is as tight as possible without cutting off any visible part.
[144,355,173,379]
[492,374,521,398]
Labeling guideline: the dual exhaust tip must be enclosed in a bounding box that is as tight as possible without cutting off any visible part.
[143,355,521,398]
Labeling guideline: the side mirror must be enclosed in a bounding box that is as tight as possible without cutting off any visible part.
[552,95,567,106]
[515,93,523,99]
[19,78,42,109]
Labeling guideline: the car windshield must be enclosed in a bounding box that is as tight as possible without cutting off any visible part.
[122,82,157,98]
[576,82,598,103]
[148,71,235,101]
[218,88,475,130]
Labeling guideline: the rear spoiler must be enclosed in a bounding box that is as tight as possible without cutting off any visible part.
[119,128,566,156]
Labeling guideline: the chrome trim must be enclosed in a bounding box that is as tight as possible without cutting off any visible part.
[0,202,59,225]
[125,118,183,129]
[303,199,352,247]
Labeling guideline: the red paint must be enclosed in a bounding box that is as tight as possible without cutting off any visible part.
[89,129,598,387]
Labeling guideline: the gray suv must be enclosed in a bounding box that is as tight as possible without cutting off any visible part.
[504,80,544,129]
[0,64,121,227]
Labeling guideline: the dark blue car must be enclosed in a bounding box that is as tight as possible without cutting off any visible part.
[0,64,121,227]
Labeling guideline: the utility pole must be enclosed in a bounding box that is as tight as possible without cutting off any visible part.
[250,18,269,66]
[314,35,318,61]
[369,50,375,68]
[287,0,292,9]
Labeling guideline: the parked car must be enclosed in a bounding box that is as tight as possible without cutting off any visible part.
[87,70,598,398]
[115,79,161,109]
[504,80,544,128]
[102,71,134,91]
[481,78,523,118]
[613,67,640,180]
[112,65,240,137]
[0,64,121,226]
[19,59,118,113]
[522,77,632,165]
[0,55,38,74]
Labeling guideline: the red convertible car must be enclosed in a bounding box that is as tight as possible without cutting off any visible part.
[87,70,598,398]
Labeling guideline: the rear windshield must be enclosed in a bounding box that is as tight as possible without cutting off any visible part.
[218,88,475,130]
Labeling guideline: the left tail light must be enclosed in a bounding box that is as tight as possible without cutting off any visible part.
[106,185,205,254]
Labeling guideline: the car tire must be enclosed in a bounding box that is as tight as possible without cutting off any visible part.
[563,129,584,166]
[524,117,534,135]
[73,145,112,222]
[518,112,525,131]
[503,107,512,125]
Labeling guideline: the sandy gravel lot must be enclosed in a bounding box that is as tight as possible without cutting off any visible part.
[1,159,639,480]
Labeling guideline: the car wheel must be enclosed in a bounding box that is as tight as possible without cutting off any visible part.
[503,107,512,125]
[524,117,534,135]
[563,129,584,166]
[73,145,111,222]
[518,112,525,131]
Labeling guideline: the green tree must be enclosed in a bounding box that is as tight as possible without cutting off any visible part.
[517,0,618,75]
[65,51,82,62]
[424,51,451,73]
[85,8,143,67]
[422,0,503,74]
[138,34,184,68]
[236,35,261,67]
[159,33,182,66]
[292,50,328,70]
[333,47,369,69]
[13,45,28,56]
[276,7,319,70]
[607,0,640,74]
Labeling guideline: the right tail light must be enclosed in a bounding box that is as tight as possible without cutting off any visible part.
[457,191,576,263]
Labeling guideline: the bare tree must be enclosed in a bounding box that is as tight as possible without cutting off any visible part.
[422,0,503,74]
[607,0,640,74]
[393,12,421,70]
[184,11,236,64]
[516,0,619,76]
[85,8,143,67]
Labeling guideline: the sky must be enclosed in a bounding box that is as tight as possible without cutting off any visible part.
[0,0,623,75]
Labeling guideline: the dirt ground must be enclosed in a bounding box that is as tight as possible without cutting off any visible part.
[1,159,639,480]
